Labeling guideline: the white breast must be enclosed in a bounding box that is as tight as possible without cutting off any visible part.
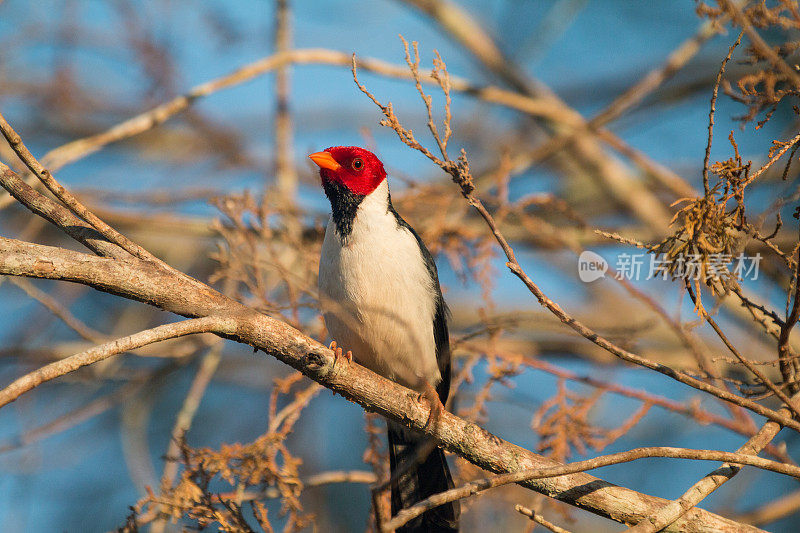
[318,181,441,390]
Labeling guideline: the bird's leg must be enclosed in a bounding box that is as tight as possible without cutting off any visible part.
[419,382,445,432]
[328,340,353,369]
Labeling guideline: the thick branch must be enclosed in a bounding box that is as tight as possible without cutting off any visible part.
[0,162,122,257]
[0,237,233,317]
[0,236,763,531]
[385,446,798,531]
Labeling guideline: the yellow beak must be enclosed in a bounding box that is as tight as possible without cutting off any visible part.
[308,151,342,171]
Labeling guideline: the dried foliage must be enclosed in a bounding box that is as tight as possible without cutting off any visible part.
[210,190,322,327]
[648,135,749,315]
[698,0,800,124]
[125,376,319,532]
[532,379,651,463]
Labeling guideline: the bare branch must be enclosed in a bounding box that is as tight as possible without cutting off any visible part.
[0,316,233,408]
[703,32,743,195]
[0,111,163,263]
[0,162,122,257]
[385,446,799,532]
[24,49,574,180]
[627,393,800,532]
[515,504,573,533]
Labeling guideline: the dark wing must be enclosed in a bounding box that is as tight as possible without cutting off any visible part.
[388,196,459,532]
[387,200,451,405]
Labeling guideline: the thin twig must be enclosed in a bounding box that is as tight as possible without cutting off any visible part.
[704,32,743,195]
[351,49,800,434]
[0,316,234,408]
[686,283,800,419]
[0,111,164,264]
[747,130,800,184]
[384,446,800,532]
[515,504,573,533]
[627,392,800,532]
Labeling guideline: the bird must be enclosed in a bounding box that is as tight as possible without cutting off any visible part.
[310,146,459,532]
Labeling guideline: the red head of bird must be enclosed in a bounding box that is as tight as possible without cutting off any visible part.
[308,146,387,197]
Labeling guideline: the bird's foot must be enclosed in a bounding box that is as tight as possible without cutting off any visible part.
[419,382,445,432]
[328,340,353,369]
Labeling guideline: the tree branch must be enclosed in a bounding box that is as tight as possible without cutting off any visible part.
[0,111,163,263]
[627,393,800,532]
[385,446,798,532]
[0,316,234,408]
[0,162,122,257]
[515,504,573,533]
[0,236,759,531]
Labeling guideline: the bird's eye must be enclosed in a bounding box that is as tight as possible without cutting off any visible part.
[351,158,364,171]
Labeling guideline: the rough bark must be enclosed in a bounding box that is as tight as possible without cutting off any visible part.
[0,236,763,532]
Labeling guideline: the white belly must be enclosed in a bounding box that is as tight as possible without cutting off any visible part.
[318,192,440,390]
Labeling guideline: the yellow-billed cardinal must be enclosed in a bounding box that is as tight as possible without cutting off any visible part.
[310,146,459,532]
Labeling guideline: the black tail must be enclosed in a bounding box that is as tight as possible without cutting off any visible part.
[387,424,460,532]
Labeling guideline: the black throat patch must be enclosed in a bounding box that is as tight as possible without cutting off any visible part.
[323,179,365,241]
